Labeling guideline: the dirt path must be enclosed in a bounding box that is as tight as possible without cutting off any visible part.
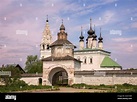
[24,87,107,93]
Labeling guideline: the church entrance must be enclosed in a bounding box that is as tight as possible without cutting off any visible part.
[48,67,68,86]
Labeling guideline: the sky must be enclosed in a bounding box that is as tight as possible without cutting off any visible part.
[0,0,137,69]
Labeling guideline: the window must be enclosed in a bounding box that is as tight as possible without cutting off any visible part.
[89,58,92,64]
[43,45,45,50]
[47,44,49,49]
[84,58,86,64]
[83,57,87,64]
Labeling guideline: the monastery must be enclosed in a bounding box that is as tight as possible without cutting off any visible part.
[21,17,137,86]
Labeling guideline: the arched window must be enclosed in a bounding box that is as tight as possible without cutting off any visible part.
[47,44,49,50]
[89,57,93,64]
[43,45,45,50]
[83,57,87,64]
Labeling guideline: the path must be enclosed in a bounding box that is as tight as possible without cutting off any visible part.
[24,87,107,93]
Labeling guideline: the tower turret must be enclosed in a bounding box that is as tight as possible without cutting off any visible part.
[58,19,67,40]
[98,27,103,49]
[50,20,76,58]
[92,25,97,49]
[87,18,94,48]
[79,26,84,50]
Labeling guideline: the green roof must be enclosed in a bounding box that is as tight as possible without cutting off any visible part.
[74,48,111,54]
[100,56,122,68]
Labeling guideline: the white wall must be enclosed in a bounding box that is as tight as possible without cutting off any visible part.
[74,75,137,85]
[74,51,110,70]
[20,77,42,85]
[20,74,137,85]
[43,60,75,71]
[40,50,51,59]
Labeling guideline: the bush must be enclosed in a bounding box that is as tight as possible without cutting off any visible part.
[100,84,105,86]
[72,83,87,89]
[10,79,28,87]
[122,83,133,87]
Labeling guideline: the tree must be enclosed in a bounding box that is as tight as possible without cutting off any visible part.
[25,55,43,73]
[0,64,22,86]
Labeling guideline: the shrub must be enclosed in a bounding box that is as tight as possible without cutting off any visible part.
[122,83,133,87]
[72,83,87,89]
[10,79,28,87]
[100,84,105,86]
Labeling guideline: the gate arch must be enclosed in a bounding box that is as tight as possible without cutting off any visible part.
[49,67,68,86]
[47,65,73,86]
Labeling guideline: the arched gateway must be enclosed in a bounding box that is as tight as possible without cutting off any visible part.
[41,20,81,86]
[42,65,74,86]
[49,67,68,86]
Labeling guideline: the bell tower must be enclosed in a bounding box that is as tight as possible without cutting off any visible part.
[40,15,52,59]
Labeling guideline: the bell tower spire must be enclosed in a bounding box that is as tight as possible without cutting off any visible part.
[46,15,48,22]
[40,15,52,59]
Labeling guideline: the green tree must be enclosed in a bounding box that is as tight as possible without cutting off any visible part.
[0,65,22,86]
[25,55,43,73]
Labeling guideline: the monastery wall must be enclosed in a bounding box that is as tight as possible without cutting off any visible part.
[20,77,42,85]
[20,73,137,85]
[74,74,137,85]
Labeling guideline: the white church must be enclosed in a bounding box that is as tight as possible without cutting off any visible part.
[39,17,123,86]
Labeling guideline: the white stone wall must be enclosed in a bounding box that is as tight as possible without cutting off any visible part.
[40,50,51,59]
[43,60,74,69]
[20,77,42,85]
[20,75,137,85]
[74,75,137,85]
[74,51,109,70]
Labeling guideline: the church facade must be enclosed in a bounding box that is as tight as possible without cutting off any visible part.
[40,18,123,86]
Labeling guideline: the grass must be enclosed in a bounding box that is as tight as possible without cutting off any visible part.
[71,83,137,93]
[0,85,59,93]
[1,83,137,93]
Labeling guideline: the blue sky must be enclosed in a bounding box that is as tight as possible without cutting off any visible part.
[0,0,137,69]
